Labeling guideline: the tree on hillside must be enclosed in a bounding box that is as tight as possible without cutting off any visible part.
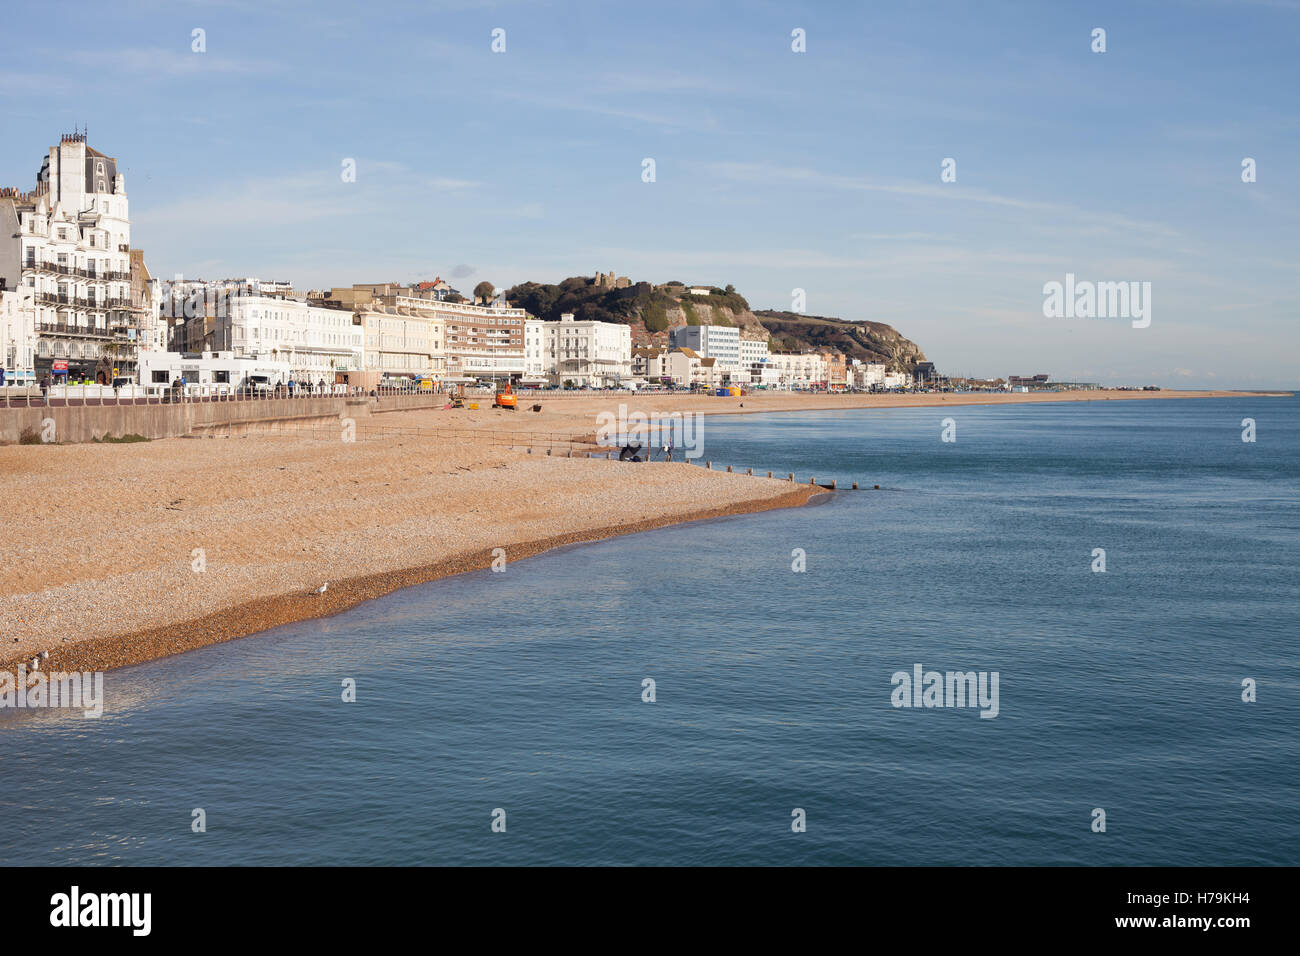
[505,281,562,319]
[473,281,495,303]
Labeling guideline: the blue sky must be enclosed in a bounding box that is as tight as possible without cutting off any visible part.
[3,0,1296,386]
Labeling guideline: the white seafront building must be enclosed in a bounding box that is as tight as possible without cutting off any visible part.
[166,286,366,385]
[665,347,702,387]
[670,324,740,381]
[540,313,631,386]
[221,295,364,384]
[848,360,888,389]
[524,317,546,382]
[137,350,292,391]
[0,133,155,381]
[0,284,37,382]
[354,305,445,384]
[765,351,828,388]
[737,336,781,386]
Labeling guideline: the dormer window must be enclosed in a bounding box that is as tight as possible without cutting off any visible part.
[96,162,105,175]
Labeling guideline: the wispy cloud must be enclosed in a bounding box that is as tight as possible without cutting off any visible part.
[428,177,480,191]
[64,47,282,77]
[699,161,1184,240]
[138,171,365,230]
[848,232,957,242]
[495,90,715,131]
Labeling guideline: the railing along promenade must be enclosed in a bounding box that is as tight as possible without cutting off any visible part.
[0,384,726,409]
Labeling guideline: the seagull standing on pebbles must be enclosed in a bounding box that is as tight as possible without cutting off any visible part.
[315,583,328,594]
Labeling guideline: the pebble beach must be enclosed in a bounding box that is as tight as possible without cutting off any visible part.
[0,387,1270,674]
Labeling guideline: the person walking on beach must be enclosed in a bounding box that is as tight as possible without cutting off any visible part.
[663,439,673,462]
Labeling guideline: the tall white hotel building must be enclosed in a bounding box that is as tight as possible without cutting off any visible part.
[670,324,741,381]
[0,133,156,381]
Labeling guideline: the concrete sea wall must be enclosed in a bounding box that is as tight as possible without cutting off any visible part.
[0,396,401,443]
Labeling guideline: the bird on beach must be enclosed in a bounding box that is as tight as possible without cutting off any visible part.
[31,657,39,671]
[315,583,328,594]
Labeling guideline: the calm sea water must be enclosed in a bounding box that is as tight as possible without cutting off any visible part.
[3,396,1297,866]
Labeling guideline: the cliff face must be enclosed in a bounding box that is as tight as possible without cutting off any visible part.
[503,278,926,369]
[753,311,927,371]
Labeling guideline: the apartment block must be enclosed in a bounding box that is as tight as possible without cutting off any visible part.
[669,324,741,379]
